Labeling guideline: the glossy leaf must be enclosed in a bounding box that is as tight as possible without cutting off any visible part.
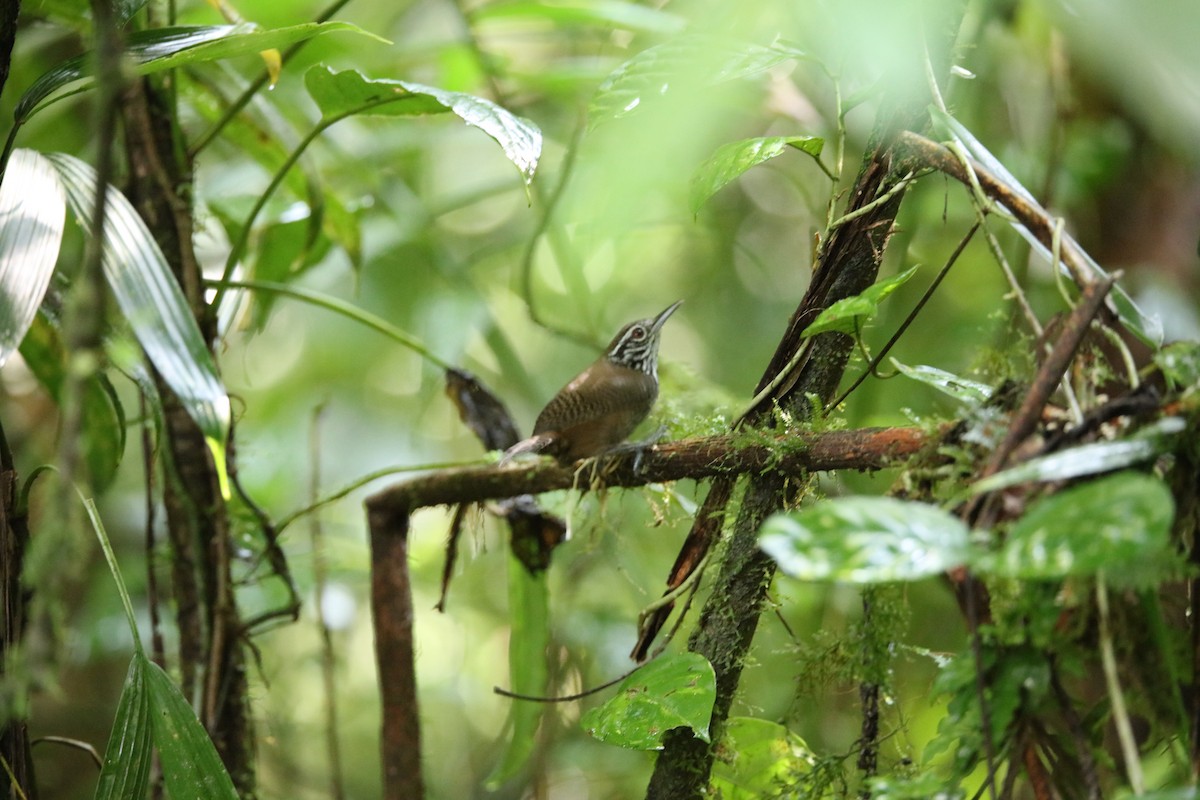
[933,109,1162,347]
[710,717,814,799]
[44,153,231,452]
[94,658,152,800]
[305,66,542,186]
[801,267,919,338]
[984,472,1175,581]
[581,653,715,750]
[971,417,1186,494]
[16,22,382,123]
[0,148,65,368]
[485,555,551,788]
[589,36,802,129]
[146,659,239,799]
[690,136,824,214]
[760,496,970,583]
[892,360,994,405]
[473,0,686,35]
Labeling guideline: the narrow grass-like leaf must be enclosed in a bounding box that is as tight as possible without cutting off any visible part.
[16,22,383,123]
[0,148,65,367]
[589,36,801,129]
[801,267,918,338]
[94,657,152,800]
[472,0,686,34]
[146,659,239,799]
[760,496,970,583]
[971,417,1186,495]
[933,109,1162,347]
[305,66,542,186]
[984,472,1175,582]
[45,153,230,454]
[690,135,824,214]
[581,653,715,750]
[485,555,551,788]
[892,360,994,405]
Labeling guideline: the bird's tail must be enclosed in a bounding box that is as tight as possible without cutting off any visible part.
[499,433,555,465]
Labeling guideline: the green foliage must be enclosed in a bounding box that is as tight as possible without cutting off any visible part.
[710,717,815,799]
[690,135,825,215]
[581,653,716,750]
[801,267,919,338]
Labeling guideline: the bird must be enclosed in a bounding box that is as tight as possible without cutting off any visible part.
[503,300,682,464]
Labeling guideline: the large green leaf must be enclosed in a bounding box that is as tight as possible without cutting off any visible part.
[690,135,824,215]
[485,555,551,788]
[146,659,239,800]
[984,472,1175,582]
[305,66,542,186]
[800,267,919,339]
[709,717,814,799]
[581,653,715,750]
[971,417,1186,494]
[16,22,383,124]
[44,153,230,457]
[760,496,971,583]
[588,36,802,129]
[94,658,152,800]
[0,148,65,367]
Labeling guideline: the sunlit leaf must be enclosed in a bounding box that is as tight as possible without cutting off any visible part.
[984,472,1175,582]
[146,659,239,799]
[710,717,814,799]
[892,360,994,405]
[588,36,802,129]
[760,496,970,583]
[305,66,542,186]
[16,22,384,123]
[0,148,65,368]
[932,109,1162,347]
[485,555,551,788]
[690,135,824,214]
[94,658,152,800]
[44,153,231,453]
[801,267,918,338]
[581,653,715,750]
[473,0,686,35]
[971,417,1186,494]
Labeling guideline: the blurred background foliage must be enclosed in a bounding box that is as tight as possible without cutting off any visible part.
[2,0,1198,796]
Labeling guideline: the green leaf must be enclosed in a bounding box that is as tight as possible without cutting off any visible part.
[485,555,551,788]
[146,659,239,799]
[868,773,965,800]
[932,109,1162,348]
[1155,341,1200,391]
[710,717,814,799]
[20,313,125,492]
[891,360,994,405]
[760,496,970,583]
[0,148,65,367]
[16,22,384,124]
[983,472,1175,582]
[801,267,919,339]
[44,153,230,453]
[689,136,824,214]
[581,653,715,750]
[588,36,802,129]
[473,0,686,35]
[94,658,152,800]
[305,66,542,186]
[971,417,1186,494]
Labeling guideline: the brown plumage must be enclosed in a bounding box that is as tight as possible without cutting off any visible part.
[505,300,681,463]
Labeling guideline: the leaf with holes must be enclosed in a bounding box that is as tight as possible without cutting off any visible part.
[581,653,715,750]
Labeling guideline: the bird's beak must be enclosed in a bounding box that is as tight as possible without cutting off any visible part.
[650,300,683,334]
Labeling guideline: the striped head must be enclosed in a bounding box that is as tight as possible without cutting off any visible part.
[603,300,682,376]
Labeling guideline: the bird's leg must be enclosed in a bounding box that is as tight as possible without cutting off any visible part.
[599,425,668,475]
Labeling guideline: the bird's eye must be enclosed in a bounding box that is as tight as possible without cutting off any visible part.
[630,326,646,340]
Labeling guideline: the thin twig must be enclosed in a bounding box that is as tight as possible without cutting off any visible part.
[1096,574,1145,794]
